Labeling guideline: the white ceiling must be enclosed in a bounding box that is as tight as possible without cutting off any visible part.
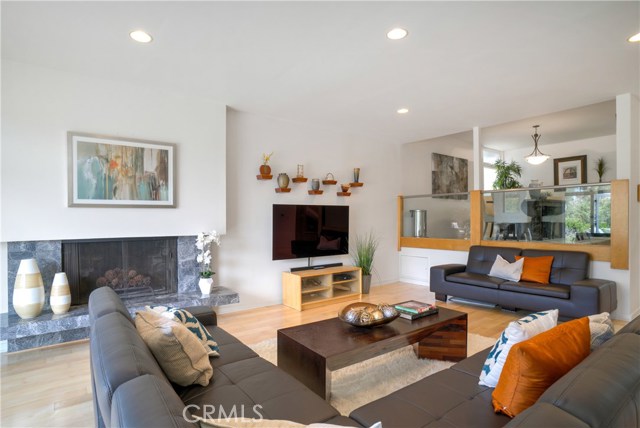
[2,1,638,145]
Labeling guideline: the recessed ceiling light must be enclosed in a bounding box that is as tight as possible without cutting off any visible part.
[387,28,408,40]
[628,32,640,42]
[130,30,153,43]
[397,108,409,114]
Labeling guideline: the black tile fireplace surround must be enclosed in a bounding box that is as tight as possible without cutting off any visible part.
[2,236,240,352]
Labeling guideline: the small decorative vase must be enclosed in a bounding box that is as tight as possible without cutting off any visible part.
[277,173,290,189]
[13,258,45,319]
[341,184,350,193]
[297,164,304,178]
[353,168,361,183]
[259,164,271,175]
[311,179,320,191]
[361,274,372,294]
[50,272,71,315]
[199,277,213,295]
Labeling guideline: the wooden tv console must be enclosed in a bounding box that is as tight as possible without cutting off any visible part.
[282,266,362,311]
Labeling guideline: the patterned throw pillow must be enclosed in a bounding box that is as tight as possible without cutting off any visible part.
[479,309,558,387]
[135,309,213,387]
[587,312,614,350]
[148,305,220,357]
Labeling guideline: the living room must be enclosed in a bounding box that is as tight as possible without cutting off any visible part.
[1,2,639,428]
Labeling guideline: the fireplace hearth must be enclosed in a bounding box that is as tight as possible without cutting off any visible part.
[62,237,178,305]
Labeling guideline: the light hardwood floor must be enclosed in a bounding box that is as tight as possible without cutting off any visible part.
[0,282,625,428]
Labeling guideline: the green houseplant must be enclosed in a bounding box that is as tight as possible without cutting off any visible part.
[351,231,379,294]
[594,157,608,183]
[492,159,523,189]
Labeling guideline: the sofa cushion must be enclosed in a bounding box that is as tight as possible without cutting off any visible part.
[88,285,134,324]
[90,312,170,428]
[111,375,197,428]
[521,249,588,286]
[489,255,524,282]
[179,357,340,424]
[500,282,570,299]
[135,309,213,387]
[492,317,590,418]
[533,333,640,427]
[515,256,554,284]
[447,272,504,289]
[466,246,522,275]
[479,310,558,387]
[349,365,510,428]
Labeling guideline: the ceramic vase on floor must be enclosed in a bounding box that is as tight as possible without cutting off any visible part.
[13,258,45,319]
[199,277,213,295]
[50,272,71,315]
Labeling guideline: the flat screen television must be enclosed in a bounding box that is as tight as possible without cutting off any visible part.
[272,204,349,261]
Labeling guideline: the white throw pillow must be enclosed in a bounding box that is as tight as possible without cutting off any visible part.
[479,309,559,387]
[588,312,614,350]
[488,255,524,282]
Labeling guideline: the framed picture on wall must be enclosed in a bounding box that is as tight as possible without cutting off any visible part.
[67,132,176,208]
[553,155,587,186]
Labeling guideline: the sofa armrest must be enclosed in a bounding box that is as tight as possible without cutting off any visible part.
[430,264,466,282]
[570,279,617,314]
[181,306,218,326]
[111,375,197,428]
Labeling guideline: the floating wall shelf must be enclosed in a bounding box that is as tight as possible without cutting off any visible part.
[350,182,364,187]
[275,188,292,193]
[322,180,337,185]
[337,192,351,197]
[257,174,273,180]
[292,177,308,183]
[308,190,323,195]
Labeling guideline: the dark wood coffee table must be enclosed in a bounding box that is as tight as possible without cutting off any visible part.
[277,307,467,400]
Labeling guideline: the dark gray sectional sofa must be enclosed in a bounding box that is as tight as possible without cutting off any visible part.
[90,285,639,428]
[430,245,617,319]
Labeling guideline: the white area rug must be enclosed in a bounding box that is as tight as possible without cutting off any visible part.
[249,333,495,415]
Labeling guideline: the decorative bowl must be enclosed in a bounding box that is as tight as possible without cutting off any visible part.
[339,302,399,327]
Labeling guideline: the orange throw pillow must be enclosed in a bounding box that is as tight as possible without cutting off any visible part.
[515,255,554,284]
[491,317,590,418]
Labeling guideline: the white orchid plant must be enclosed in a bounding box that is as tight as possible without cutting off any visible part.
[196,231,221,278]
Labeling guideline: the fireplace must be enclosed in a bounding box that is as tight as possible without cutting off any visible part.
[62,237,178,305]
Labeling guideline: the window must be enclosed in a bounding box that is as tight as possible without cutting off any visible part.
[483,149,501,190]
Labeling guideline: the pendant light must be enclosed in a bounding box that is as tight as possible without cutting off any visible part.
[525,125,550,165]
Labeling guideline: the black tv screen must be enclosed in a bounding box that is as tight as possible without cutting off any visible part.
[272,204,349,261]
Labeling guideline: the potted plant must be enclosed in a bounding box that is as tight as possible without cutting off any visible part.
[594,157,608,183]
[196,230,221,295]
[492,159,523,189]
[351,231,379,294]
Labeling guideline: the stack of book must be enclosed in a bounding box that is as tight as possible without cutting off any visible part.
[394,300,438,320]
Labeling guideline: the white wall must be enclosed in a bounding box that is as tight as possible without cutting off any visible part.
[503,134,616,187]
[1,60,227,312]
[401,131,474,195]
[221,110,401,312]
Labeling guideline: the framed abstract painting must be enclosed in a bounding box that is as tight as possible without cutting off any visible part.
[67,132,176,207]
